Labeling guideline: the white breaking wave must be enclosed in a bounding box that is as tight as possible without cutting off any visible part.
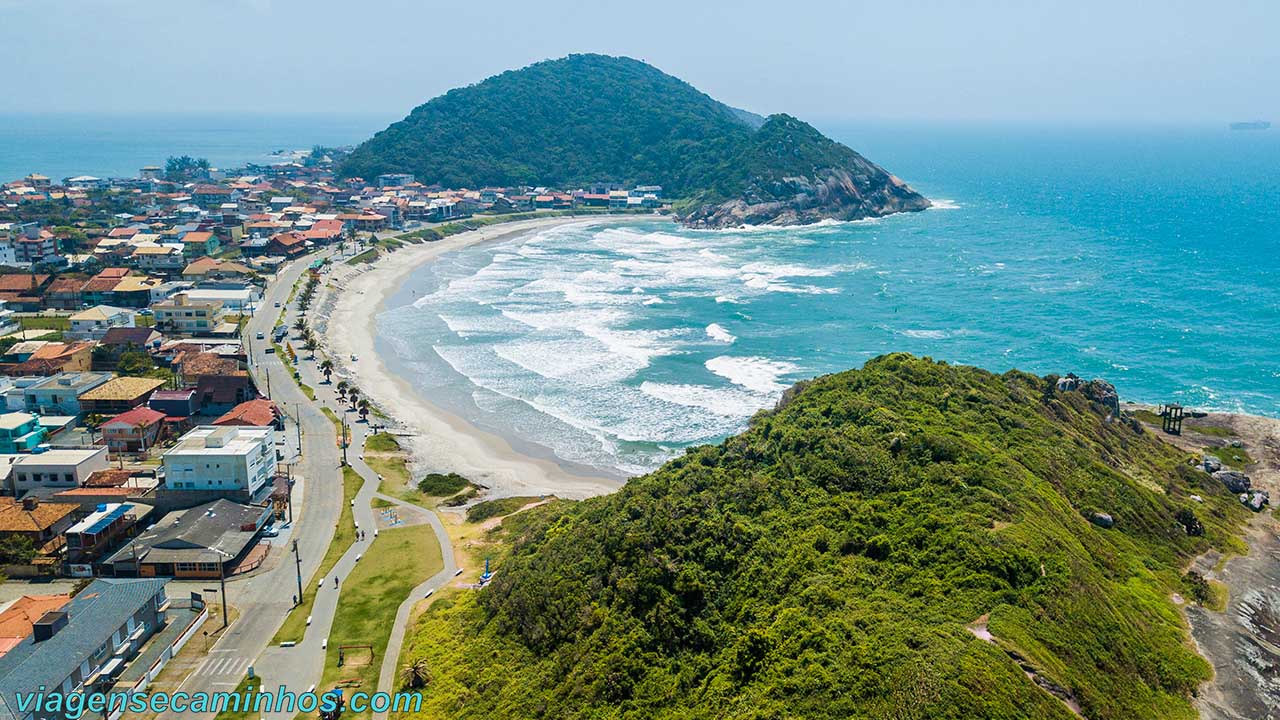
[929,198,961,210]
[704,356,799,395]
[640,381,768,418]
[705,323,736,343]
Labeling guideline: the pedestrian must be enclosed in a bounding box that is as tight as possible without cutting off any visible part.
[334,576,339,588]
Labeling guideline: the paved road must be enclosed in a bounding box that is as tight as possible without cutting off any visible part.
[156,252,346,718]
[253,250,456,716]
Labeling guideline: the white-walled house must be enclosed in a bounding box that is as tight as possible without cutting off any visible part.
[162,425,276,496]
[10,447,111,495]
[67,305,136,340]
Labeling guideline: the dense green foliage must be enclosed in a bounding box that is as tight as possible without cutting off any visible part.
[339,54,911,209]
[402,355,1247,719]
[417,472,472,497]
[465,496,543,524]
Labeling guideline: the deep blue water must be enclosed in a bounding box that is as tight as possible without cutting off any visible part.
[378,123,1280,476]
[0,113,393,183]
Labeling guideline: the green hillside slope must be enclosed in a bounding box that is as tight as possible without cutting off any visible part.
[338,54,929,227]
[399,355,1245,719]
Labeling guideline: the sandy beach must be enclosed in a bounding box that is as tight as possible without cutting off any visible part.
[320,216,633,500]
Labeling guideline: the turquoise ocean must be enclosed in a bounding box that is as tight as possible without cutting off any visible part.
[377,124,1280,476]
[4,115,1275,477]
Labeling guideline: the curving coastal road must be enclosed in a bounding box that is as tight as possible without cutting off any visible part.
[156,248,455,719]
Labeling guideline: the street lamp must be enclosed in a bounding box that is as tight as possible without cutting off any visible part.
[204,548,233,628]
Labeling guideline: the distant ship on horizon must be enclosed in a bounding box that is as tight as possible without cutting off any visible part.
[1229,120,1271,131]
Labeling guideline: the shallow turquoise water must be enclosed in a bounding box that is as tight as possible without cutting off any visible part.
[378,124,1280,476]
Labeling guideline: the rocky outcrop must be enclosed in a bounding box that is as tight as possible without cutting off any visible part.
[679,167,931,228]
[1214,470,1251,493]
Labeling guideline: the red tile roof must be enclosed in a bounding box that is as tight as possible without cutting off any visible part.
[103,406,166,429]
[214,399,278,427]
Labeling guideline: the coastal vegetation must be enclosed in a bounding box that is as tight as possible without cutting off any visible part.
[321,522,442,720]
[339,54,928,227]
[464,496,544,524]
[399,354,1248,719]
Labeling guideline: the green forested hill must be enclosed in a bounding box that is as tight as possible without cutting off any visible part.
[338,54,929,226]
[401,355,1246,719]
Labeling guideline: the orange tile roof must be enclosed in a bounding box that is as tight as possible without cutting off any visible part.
[0,498,77,533]
[0,594,71,647]
[214,399,277,427]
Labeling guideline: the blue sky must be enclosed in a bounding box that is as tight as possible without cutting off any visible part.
[2,0,1276,123]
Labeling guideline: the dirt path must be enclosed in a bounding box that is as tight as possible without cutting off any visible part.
[1124,404,1280,719]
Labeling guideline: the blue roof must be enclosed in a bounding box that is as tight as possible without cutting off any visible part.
[0,578,169,720]
[82,504,131,536]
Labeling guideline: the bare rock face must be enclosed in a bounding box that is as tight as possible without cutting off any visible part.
[680,168,931,228]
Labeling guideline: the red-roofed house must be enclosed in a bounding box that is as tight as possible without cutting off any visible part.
[100,406,167,454]
[213,398,279,429]
[267,231,307,257]
[180,231,219,258]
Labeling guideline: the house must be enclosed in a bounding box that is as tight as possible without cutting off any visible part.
[3,341,96,377]
[376,173,415,187]
[192,184,233,206]
[63,501,152,566]
[41,277,86,311]
[148,388,198,419]
[267,231,307,257]
[80,267,131,306]
[98,326,163,354]
[23,372,112,415]
[131,244,186,273]
[77,376,166,415]
[0,302,16,337]
[0,594,70,658]
[107,274,160,308]
[213,399,279,430]
[0,496,78,560]
[0,412,47,453]
[104,499,268,578]
[148,280,192,305]
[67,305,136,340]
[10,448,111,495]
[162,425,276,498]
[152,293,225,335]
[182,285,261,312]
[179,231,218,258]
[174,352,253,411]
[0,577,170,716]
[0,274,51,311]
[14,231,59,266]
[100,406,166,454]
[182,257,253,281]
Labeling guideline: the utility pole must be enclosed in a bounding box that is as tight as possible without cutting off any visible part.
[219,560,228,628]
[292,539,303,606]
[295,402,302,447]
[340,414,348,466]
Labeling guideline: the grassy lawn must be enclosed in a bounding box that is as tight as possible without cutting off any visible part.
[1208,445,1253,469]
[212,675,261,720]
[1193,424,1237,438]
[364,432,401,453]
[320,523,442,716]
[273,465,364,644]
[19,315,70,330]
[346,248,379,265]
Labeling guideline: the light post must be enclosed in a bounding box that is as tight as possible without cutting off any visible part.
[292,539,303,607]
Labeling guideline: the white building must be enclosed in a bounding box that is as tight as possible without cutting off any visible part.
[67,305,136,340]
[10,447,111,495]
[0,300,18,336]
[182,286,262,312]
[162,425,276,496]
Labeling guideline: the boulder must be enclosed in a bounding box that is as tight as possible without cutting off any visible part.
[1213,470,1251,493]
[1089,512,1115,529]
[1230,439,1244,448]
[1241,490,1270,513]
[1203,455,1222,473]
[1083,380,1120,414]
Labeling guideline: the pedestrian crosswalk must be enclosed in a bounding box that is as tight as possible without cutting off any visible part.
[194,653,251,678]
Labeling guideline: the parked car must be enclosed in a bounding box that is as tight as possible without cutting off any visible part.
[256,332,265,340]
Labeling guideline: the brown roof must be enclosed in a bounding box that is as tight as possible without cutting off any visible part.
[181,231,214,244]
[177,352,242,378]
[0,275,49,292]
[0,498,77,533]
[84,469,140,488]
[214,399,277,427]
[45,277,87,295]
[51,487,136,498]
[78,376,165,402]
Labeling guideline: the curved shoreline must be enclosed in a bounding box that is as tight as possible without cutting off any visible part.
[321,216,636,500]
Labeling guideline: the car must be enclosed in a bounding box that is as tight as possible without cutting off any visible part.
[265,347,275,354]
[261,525,279,538]
[274,301,281,308]
[256,332,265,340]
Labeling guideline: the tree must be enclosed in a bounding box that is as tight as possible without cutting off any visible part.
[117,350,156,376]
[0,536,36,565]
[304,337,318,357]
[399,658,430,690]
[347,389,360,408]
[293,318,308,334]
[357,399,370,422]
[336,380,349,401]
[320,359,334,383]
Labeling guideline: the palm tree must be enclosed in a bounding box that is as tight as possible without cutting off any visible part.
[336,380,349,401]
[319,359,334,383]
[347,389,360,408]
[357,399,370,422]
[293,317,307,334]
[399,658,430,690]
[303,337,318,358]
